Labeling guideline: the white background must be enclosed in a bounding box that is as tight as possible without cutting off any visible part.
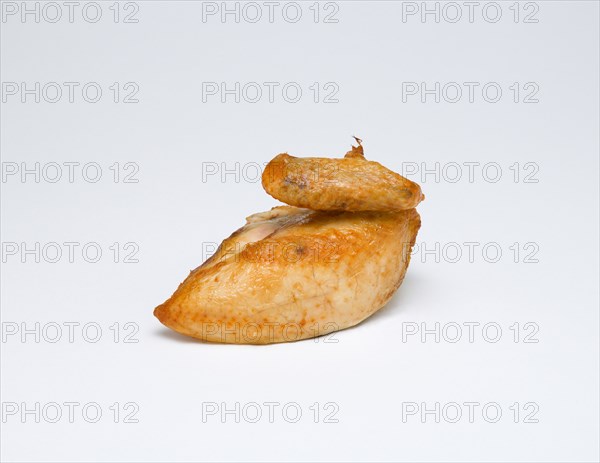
[1,1,599,461]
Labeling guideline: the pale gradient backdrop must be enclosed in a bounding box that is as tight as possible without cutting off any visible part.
[1,1,599,461]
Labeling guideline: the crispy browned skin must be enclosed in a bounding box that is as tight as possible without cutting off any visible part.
[154,206,421,344]
[262,143,424,212]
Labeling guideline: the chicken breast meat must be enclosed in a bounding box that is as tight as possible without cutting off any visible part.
[154,140,423,344]
[154,206,421,344]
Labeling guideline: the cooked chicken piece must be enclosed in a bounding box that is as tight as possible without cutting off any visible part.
[262,141,424,212]
[154,206,421,344]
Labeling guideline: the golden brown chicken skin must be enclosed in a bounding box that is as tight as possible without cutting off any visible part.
[154,206,421,344]
[262,142,424,212]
